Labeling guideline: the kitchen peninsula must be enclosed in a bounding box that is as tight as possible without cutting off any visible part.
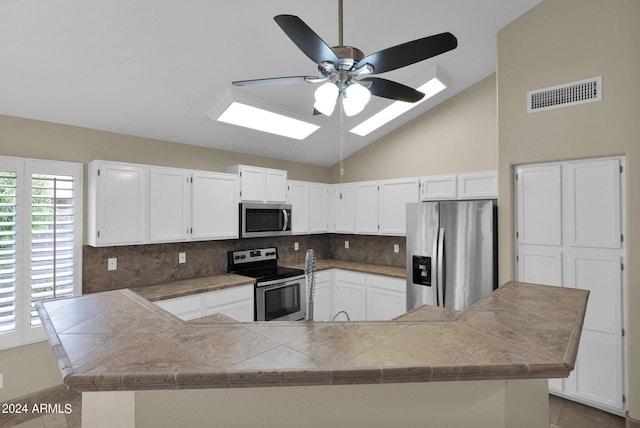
[36,278,588,428]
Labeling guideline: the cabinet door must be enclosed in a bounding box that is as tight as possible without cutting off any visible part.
[334,270,366,321]
[149,168,190,242]
[420,175,457,200]
[366,274,406,321]
[311,270,333,321]
[379,178,419,236]
[94,162,148,245]
[334,184,355,233]
[192,172,239,240]
[355,181,379,234]
[309,183,329,233]
[516,164,562,246]
[457,170,497,199]
[288,180,310,234]
[566,159,622,249]
[203,285,254,322]
[239,166,265,202]
[265,169,288,203]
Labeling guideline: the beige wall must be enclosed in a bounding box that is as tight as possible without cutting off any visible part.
[497,0,640,419]
[330,74,498,183]
[0,341,61,402]
[0,114,331,183]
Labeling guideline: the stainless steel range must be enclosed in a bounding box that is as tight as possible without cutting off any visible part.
[227,247,306,321]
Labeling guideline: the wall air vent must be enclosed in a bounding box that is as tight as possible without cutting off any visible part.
[527,76,602,113]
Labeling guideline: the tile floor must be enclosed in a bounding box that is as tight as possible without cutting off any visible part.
[549,394,625,428]
[4,394,626,427]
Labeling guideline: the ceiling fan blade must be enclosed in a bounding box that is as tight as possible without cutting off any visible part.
[360,77,425,103]
[232,76,318,87]
[356,32,457,75]
[274,15,339,66]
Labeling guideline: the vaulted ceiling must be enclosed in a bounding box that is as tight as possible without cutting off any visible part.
[0,0,541,166]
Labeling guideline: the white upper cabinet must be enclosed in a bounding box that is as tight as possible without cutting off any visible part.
[354,181,379,234]
[420,171,497,201]
[333,183,355,233]
[309,183,329,233]
[457,170,497,199]
[379,178,420,236]
[149,168,190,243]
[516,164,562,246]
[89,160,239,246]
[88,161,148,246]
[265,168,288,202]
[287,180,310,234]
[566,158,622,249]
[227,165,287,203]
[191,171,239,240]
[420,174,457,200]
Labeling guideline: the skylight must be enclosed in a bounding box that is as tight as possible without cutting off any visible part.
[349,76,447,137]
[216,102,320,140]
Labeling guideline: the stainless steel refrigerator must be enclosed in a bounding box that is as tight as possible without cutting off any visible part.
[406,200,497,312]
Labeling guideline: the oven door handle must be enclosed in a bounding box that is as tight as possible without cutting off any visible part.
[282,209,289,231]
[256,274,305,288]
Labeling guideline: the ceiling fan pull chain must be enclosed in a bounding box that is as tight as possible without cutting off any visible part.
[339,93,345,181]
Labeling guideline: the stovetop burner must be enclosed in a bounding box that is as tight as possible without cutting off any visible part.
[227,247,304,283]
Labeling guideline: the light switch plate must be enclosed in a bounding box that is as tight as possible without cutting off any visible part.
[179,252,186,264]
[393,244,400,254]
[294,242,299,251]
[0,373,4,389]
[107,258,117,271]
[344,240,349,249]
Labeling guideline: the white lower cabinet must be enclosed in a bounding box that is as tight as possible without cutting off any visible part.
[154,294,202,321]
[334,270,367,321]
[154,285,253,322]
[329,269,406,322]
[311,270,333,321]
[367,274,406,321]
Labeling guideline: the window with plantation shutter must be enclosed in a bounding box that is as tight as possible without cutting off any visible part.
[0,157,82,350]
[0,171,18,336]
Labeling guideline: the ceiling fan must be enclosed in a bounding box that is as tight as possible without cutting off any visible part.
[232,0,457,117]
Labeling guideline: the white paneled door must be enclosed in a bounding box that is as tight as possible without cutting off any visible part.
[515,157,626,416]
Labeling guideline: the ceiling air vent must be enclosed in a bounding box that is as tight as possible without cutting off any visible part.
[527,76,602,113]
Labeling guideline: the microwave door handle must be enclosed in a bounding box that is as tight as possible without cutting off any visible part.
[282,209,289,231]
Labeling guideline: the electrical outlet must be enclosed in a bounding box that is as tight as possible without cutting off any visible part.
[294,242,299,251]
[393,244,400,254]
[344,240,349,249]
[179,252,186,264]
[0,373,3,389]
[107,258,117,271]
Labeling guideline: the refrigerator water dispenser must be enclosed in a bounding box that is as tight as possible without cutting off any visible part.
[412,255,431,286]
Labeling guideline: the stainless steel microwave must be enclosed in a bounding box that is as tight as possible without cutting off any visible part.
[240,203,292,238]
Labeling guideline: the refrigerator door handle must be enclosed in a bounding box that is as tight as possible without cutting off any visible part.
[437,227,445,307]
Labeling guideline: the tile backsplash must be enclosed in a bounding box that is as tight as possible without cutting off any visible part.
[83,234,406,294]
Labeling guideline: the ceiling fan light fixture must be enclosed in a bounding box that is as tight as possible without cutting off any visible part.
[314,82,339,116]
[342,82,371,117]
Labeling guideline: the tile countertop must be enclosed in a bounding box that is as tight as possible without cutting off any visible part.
[36,281,588,392]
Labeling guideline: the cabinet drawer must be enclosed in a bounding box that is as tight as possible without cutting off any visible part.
[156,294,202,316]
[367,274,405,293]
[335,270,366,285]
[203,285,253,307]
